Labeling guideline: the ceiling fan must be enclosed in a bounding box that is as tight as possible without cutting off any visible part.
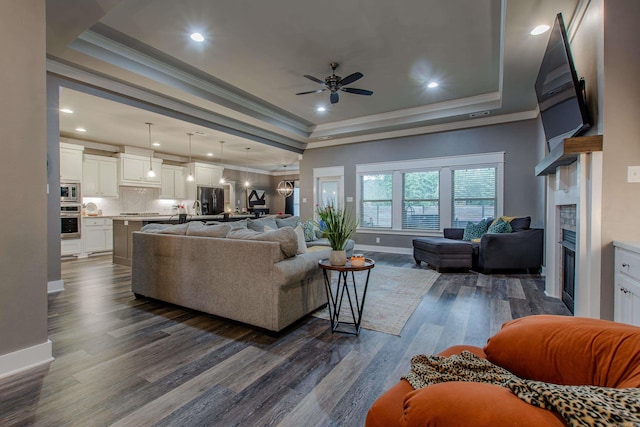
[296,62,373,104]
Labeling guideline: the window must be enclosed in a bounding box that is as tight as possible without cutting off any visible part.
[452,167,496,227]
[356,152,503,233]
[402,170,440,230]
[360,174,392,228]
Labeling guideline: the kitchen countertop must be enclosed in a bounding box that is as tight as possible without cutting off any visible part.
[109,214,254,221]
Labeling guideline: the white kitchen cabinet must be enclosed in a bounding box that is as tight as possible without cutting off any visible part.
[613,242,640,326]
[60,142,84,182]
[190,162,223,187]
[83,217,113,254]
[83,154,118,197]
[160,165,186,199]
[116,153,162,187]
[61,238,82,256]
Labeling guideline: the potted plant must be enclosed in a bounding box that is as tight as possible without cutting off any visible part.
[315,202,359,265]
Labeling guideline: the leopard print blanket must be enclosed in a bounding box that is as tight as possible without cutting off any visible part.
[402,351,640,427]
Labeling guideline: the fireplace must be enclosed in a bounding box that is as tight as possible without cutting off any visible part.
[561,229,576,313]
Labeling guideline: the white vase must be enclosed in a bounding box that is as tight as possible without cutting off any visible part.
[329,250,347,266]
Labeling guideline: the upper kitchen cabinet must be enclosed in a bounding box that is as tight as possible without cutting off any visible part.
[83,154,118,197]
[160,165,186,199]
[190,162,223,187]
[60,142,84,182]
[115,153,162,188]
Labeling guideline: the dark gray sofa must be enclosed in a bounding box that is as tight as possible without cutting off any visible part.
[413,217,544,273]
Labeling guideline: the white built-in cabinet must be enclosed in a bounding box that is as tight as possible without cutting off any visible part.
[61,238,82,257]
[60,142,84,181]
[190,162,223,187]
[160,165,186,199]
[83,154,118,197]
[613,242,640,326]
[116,153,162,187]
[83,217,113,254]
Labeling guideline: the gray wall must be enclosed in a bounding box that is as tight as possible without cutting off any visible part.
[47,77,61,283]
[0,1,49,358]
[599,0,640,319]
[301,119,545,250]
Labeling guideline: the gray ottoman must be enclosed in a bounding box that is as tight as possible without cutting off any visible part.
[413,237,473,272]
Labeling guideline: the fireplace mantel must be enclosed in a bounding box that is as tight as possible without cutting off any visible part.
[535,135,603,176]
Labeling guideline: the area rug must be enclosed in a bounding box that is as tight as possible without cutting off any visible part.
[312,265,440,336]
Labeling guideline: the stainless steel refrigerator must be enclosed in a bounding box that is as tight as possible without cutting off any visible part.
[197,186,224,215]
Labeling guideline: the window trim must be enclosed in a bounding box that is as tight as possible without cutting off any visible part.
[356,152,504,233]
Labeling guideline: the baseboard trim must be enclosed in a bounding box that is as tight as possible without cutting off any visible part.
[48,279,64,294]
[0,340,54,379]
[355,244,413,255]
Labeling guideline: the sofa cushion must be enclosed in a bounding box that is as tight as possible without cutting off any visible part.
[140,223,171,233]
[247,216,278,232]
[227,227,298,259]
[302,219,317,242]
[294,225,307,254]
[276,216,300,229]
[487,217,512,234]
[483,315,640,388]
[186,221,232,238]
[463,219,488,241]
[510,216,532,232]
[157,223,190,235]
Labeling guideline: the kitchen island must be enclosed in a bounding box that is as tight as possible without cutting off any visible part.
[112,213,253,266]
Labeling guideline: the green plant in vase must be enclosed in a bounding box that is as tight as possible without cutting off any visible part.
[315,202,358,265]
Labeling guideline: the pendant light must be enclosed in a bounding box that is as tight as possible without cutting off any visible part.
[244,147,251,188]
[145,122,156,178]
[219,141,226,184]
[277,165,294,198]
[186,132,194,182]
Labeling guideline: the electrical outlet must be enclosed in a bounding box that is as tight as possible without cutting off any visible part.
[628,166,640,183]
[376,237,380,243]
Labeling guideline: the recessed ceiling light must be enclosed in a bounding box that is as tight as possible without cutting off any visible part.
[318,136,332,140]
[207,152,214,157]
[427,82,439,89]
[530,24,550,36]
[60,108,74,114]
[75,127,87,133]
[152,142,161,147]
[190,32,205,42]
[316,106,326,112]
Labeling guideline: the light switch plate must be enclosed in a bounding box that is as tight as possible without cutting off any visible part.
[628,166,640,183]
[346,196,353,202]
[302,198,307,203]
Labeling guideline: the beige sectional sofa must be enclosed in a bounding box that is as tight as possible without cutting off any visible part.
[131,221,331,332]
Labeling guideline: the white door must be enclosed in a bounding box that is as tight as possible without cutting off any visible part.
[318,177,342,207]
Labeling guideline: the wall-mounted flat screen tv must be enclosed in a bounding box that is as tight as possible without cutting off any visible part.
[535,13,591,153]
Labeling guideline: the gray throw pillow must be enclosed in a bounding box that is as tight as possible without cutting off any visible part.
[510,216,531,232]
[227,227,298,258]
[247,216,278,232]
[275,216,300,229]
[140,223,172,233]
[157,223,190,235]
[186,222,232,238]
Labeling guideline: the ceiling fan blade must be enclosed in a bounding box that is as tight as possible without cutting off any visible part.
[338,72,363,87]
[303,74,326,85]
[330,92,339,104]
[296,89,327,95]
[342,88,373,96]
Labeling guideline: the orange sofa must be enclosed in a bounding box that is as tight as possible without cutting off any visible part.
[366,315,640,427]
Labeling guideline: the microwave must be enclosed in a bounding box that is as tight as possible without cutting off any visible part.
[60,182,80,203]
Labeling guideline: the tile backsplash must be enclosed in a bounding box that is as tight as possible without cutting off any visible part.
[83,187,188,216]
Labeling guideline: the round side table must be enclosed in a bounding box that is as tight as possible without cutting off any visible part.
[318,258,375,335]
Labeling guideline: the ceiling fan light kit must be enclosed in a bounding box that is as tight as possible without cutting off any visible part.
[296,62,373,104]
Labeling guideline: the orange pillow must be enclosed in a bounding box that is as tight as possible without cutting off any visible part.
[401,382,565,427]
[484,315,640,387]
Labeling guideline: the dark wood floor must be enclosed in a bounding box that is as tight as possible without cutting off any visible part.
[0,252,570,426]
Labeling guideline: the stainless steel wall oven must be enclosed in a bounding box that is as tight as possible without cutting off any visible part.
[61,204,81,239]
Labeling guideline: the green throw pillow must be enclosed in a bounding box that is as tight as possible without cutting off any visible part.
[487,218,513,234]
[463,220,488,241]
[302,219,317,242]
